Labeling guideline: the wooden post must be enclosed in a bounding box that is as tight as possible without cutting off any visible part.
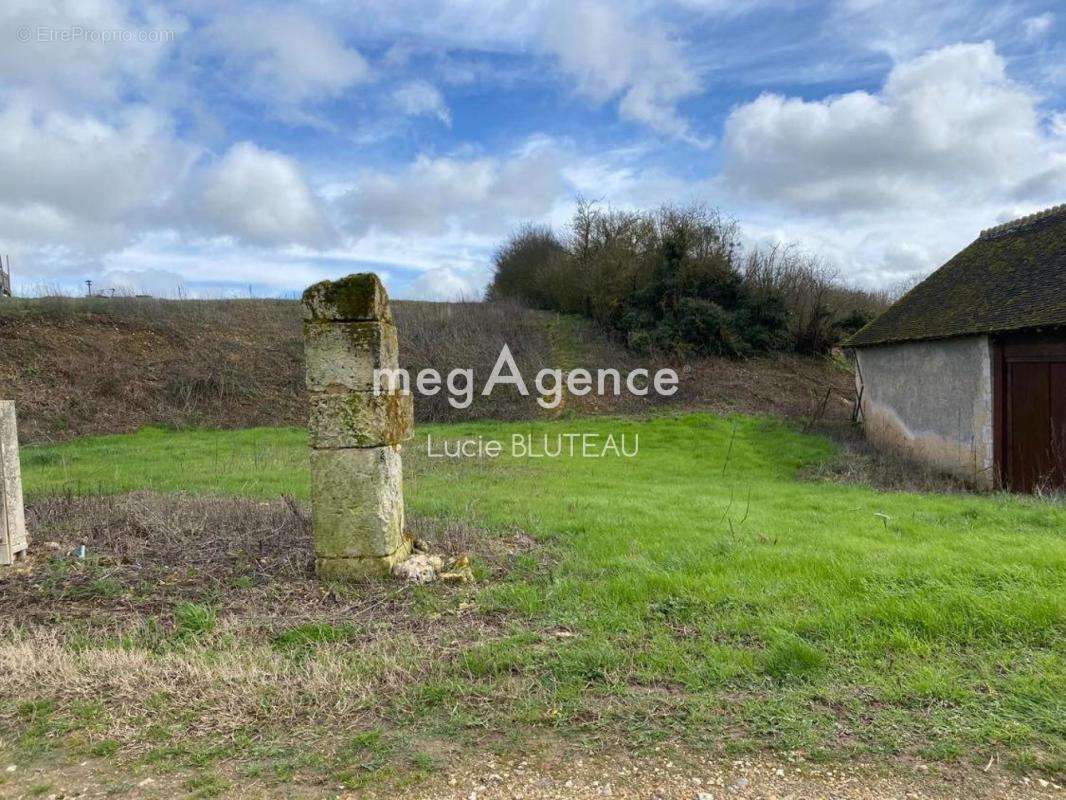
[0,401,28,566]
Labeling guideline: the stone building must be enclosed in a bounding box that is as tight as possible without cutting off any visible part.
[846,204,1066,492]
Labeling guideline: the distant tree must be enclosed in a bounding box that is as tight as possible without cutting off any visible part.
[486,224,567,309]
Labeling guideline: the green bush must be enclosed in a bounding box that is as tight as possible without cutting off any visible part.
[487,202,889,357]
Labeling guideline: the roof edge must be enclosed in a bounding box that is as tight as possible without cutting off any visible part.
[846,321,1066,349]
[979,203,1066,240]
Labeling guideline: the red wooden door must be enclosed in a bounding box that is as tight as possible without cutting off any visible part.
[1007,360,1066,492]
[1052,363,1066,488]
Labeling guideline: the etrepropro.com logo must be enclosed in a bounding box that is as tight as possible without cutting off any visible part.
[16,25,177,44]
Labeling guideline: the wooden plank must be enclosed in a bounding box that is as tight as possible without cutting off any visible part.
[1050,363,1066,489]
[1008,362,1050,493]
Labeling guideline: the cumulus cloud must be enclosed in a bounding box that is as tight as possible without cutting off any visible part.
[189,142,334,247]
[3,2,1062,297]
[0,97,195,252]
[392,80,451,124]
[542,0,701,139]
[342,140,567,236]
[0,0,182,105]
[722,42,1066,213]
[199,10,369,108]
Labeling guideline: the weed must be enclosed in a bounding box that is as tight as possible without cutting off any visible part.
[183,772,230,799]
[89,739,121,757]
[760,635,828,682]
[273,622,353,649]
[173,603,217,638]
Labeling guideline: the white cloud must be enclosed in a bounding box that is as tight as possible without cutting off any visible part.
[96,234,345,295]
[401,267,484,300]
[190,142,334,247]
[392,80,451,125]
[0,0,182,105]
[828,0,1018,62]
[2,2,1063,298]
[98,268,187,296]
[722,42,1066,213]
[342,139,568,236]
[1023,13,1054,41]
[0,97,195,252]
[348,1,704,137]
[542,0,701,139]
[199,10,369,107]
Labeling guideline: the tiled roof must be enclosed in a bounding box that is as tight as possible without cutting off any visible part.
[846,204,1066,348]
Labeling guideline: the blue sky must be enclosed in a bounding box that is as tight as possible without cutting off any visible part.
[1,0,1063,299]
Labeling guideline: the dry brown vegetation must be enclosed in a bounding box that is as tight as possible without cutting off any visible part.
[0,492,540,767]
[802,422,981,494]
[8,491,533,627]
[0,296,855,444]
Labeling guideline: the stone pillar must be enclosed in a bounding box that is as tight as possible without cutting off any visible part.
[0,401,28,566]
[302,274,413,579]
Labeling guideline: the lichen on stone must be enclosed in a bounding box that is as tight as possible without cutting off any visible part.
[301,273,392,323]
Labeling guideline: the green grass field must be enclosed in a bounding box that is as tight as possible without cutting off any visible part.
[6,414,1066,787]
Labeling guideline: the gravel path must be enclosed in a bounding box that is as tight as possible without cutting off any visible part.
[399,751,1062,800]
[2,751,1061,798]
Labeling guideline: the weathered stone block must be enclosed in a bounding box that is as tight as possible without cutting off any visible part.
[309,446,404,558]
[302,273,392,323]
[0,401,28,567]
[315,540,413,581]
[304,321,398,392]
[308,390,413,448]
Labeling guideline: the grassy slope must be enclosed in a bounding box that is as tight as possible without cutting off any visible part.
[9,416,1065,780]
[0,296,853,443]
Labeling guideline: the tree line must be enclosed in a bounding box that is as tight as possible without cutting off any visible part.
[487,202,887,357]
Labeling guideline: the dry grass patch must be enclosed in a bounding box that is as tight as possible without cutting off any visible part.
[9,492,535,626]
[801,422,1042,496]
[0,492,544,773]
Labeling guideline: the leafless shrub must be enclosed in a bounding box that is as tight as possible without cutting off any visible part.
[489,202,890,357]
[743,245,887,353]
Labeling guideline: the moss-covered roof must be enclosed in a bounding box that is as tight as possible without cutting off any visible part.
[847,204,1066,347]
